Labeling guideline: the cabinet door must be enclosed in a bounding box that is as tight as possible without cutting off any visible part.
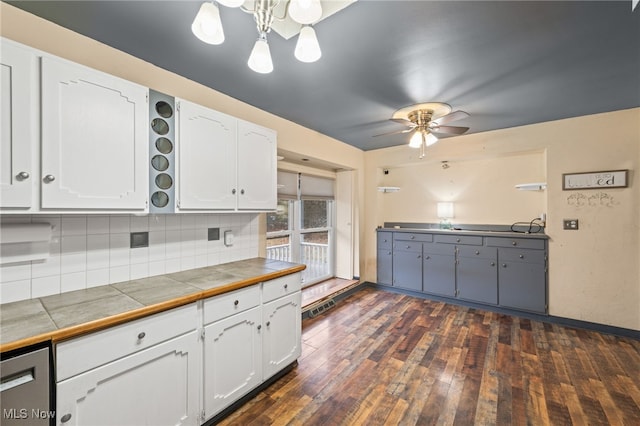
[392,250,422,292]
[263,292,301,379]
[204,306,262,419]
[236,120,277,210]
[56,332,201,426]
[457,256,498,305]
[423,253,456,297]
[177,100,237,210]
[377,249,393,285]
[499,255,546,313]
[41,56,148,210]
[1,41,34,208]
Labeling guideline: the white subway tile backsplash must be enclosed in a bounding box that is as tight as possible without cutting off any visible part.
[0,213,260,303]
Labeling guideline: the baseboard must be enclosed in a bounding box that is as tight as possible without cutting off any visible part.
[364,282,639,340]
[301,281,366,320]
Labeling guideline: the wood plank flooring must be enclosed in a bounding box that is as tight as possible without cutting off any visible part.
[219,288,640,425]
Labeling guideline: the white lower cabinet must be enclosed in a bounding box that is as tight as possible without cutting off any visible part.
[263,292,302,378]
[203,306,262,419]
[56,331,201,426]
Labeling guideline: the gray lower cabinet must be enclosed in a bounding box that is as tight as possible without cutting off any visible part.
[456,246,497,305]
[392,248,422,292]
[377,249,393,285]
[423,243,455,297]
[498,248,546,313]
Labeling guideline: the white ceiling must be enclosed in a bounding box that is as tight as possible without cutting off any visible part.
[7,1,639,151]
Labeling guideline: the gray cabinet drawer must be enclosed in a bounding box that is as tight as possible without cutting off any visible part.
[377,231,393,249]
[393,242,422,252]
[423,242,456,256]
[498,248,546,264]
[393,232,433,243]
[434,234,483,246]
[486,237,545,250]
[457,245,497,260]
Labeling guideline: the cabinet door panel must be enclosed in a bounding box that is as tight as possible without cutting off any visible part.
[1,41,34,208]
[377,249,393,285]
[392,250,422,292]
[499,261,546,313]
[204,306,262,418]
[263,292,301,378]
[56,332,200,426]
[237,120,276,210]
[41,57,148,210]
[177,100,237,210]
[457,256,498,305]
[423,253,455,297]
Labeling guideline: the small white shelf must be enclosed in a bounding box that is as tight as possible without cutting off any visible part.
[377,186,400,193]
[515,182,547,191]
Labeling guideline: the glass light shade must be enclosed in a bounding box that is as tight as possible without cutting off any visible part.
[409,131,423,148]
[217,0,245,7]
[288,0,323,24]
[425,133,439,146]
[248,37,274,74]
[437,202,454,219]
[295,26,322,63]
[191,2,224,45]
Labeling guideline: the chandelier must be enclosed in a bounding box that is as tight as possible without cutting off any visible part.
[192,0,323,74]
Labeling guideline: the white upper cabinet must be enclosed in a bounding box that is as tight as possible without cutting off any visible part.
[40,56,148,210]
[176,100,237,210]
[237,120,277,211]
[176,99,276,212]
[0,41,35,208]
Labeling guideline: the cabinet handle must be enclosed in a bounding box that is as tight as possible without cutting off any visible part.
[456,238,461,243]
[475,250,480,255]
[388,251,391,255]
[232,189,236,194]
[406,245,410,249]
[417,255,421,259]
[490,262,495,266]
[60,413,72,423]
[16,171,30,180]
[502,263,507,268]
[284,284,288,289]
[257,324,261,330]
[234,300,239,306]
[425,255,431,260]
[240,189,245,195]
[43,174,55,183]
[137,332,146,339]
[519,254,524,259]
[410,235,415,239]
[266,321,271,327]
[512,241,517,246]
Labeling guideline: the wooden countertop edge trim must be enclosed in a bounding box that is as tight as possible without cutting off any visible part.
[0,264,306,353]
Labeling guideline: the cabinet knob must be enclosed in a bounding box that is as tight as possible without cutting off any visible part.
[388,251,392,255]
[16,171,30,180]
[406,245,410,249]
[519,254,524,259]
[410,235,415,240]
[475,250,480,255]
[512,241,517,246]
[232,189,236,194]
[60,414,72,423]
[502,263,507,268]
[456,238,461,243]
[490,262,495,266]
[417,255,421,259]
[240,189,245,195]
[234,300,239,306]
[284,284,288,289]
[257,324,261,330]
[425,256,431,260]
[137,332,146,339]
[266,321,271,327]
[43,174,56,183]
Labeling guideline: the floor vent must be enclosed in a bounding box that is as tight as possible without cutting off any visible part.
[307,299,336,318]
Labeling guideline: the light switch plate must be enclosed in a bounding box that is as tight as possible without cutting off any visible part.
[563,219,579,230]
[224,230,234,247]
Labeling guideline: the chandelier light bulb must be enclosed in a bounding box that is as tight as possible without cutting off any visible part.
[425,132,438,146]
[191,2,225,45]
[409,130,423,148]
[248,35,274,74]
[294,26,322,63]
[288,0,323,24]
[217,0,245,7]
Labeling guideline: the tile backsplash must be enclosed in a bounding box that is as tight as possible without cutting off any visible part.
[0,213,260,303]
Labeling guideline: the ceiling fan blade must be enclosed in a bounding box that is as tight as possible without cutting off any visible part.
[429,125,469,135]
[431,110,469,126]
[372,128,415,137]
[390,118,417,127]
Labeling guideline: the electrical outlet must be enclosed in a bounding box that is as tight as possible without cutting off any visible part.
[563,219,579,230]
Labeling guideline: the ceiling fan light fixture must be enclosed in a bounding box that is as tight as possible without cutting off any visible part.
[294,25,322,63]
[248,34,274,74]
[288,0,323,24]
[191,2,225,45]
[425,132,438,146]
[409,130,423,148]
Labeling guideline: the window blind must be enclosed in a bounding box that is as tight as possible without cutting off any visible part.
[300,174,334,200]
[277,171,298,200]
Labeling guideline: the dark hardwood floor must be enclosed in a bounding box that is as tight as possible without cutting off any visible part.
[219,287,640,425]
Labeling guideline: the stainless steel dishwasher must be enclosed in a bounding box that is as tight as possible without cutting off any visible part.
[1,346,52,426]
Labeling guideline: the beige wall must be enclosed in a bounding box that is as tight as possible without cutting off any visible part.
[365,108,640,330]
[3,3,638,330]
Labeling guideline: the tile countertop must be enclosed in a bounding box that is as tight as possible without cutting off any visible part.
[0,258,305,353]
[377,227,550,239]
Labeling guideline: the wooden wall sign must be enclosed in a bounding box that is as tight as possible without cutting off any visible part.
[562,170,628,190]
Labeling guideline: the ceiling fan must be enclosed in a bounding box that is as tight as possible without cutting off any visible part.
[376,102,470,159]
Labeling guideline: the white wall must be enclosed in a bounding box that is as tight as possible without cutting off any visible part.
[0,214,259,303]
